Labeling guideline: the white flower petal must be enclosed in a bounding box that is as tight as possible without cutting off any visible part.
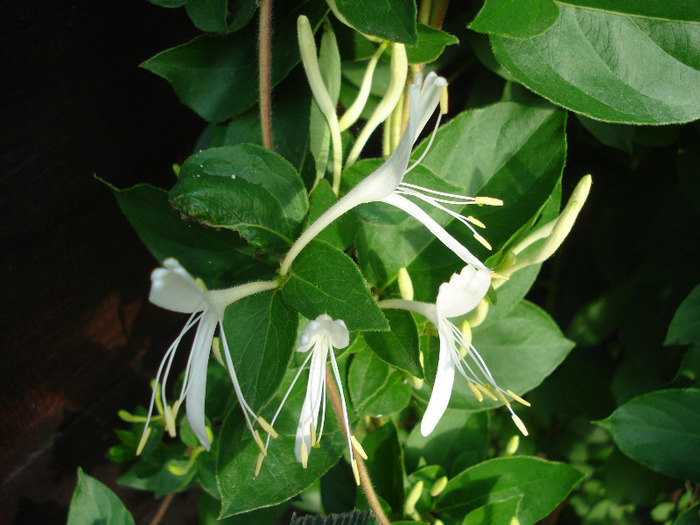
[382,193,487,271]
[421,321,456,436]
[185,311,217,450]
[436,266,491,319]
[294,342,328,462]
[149,258,206,313]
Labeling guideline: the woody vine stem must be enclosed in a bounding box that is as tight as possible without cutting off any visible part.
[259,0,273,150]
[325,367,391,525]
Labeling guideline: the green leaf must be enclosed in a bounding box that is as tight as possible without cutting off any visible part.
[321,460,358,514]
[418,301,575,411]
[597,388,700,481]
[405,410,489,475]
[666,285,700,346]
[185,0,229,33]
[470,0,559,39]
[348,349,411,417]
[406,24,459,64]
[435,457,584,525]
[217,368,346,517]
[310,21,342,185]
[292,512,377,524]
[282,240,389,332]
[364,309,422,377]
[199,492,288,524]
[558,0,700,23]
[463,494,523,525]
[142,0,327,122]
[107,182,271,288]
[205,69,311,171]
[491,6,700,124]
[358,422,405,514]
[354,101,566,298]
[68,468,135,525]
[673,504,700,525]
[171,145,308,251]
[118,443,197,497]
[333,0,418,45]
[222,290,298,410]
[308,179,358,250]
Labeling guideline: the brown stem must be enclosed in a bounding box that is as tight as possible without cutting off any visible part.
[430,0,450,29]
[258,0,274,150]
[149,492,174,525]
[325,367,391,525]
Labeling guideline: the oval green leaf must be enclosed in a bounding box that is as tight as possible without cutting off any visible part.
[491,6,700,124]
[469,0,559,39]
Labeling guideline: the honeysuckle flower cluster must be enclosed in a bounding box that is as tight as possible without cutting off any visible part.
[128,15,589,492]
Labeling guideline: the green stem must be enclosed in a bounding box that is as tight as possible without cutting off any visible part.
[259,0,273,150]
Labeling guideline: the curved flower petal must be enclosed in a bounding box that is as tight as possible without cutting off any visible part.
[421,319,456,437]
[149,258,206,313]
[184,311,218,450]
[436,266,492,319]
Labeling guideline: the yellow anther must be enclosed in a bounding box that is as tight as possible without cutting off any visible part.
[398,267,414,301]
[495,389,512,408]
[430,476,448,497]
[435,521,445,525]
[300,441,309,469]
[505,435,520,455]
[205,426,214,445]
[491,272,509,281]
[172,163,181,177]
[409,375,424,390]
[440,84,449,115]
[507,389,531,407]
[509,517,521,525]
[258,416,279,439]
[468,382,484,402]
[310,423,317,447]
[351,435,369,460]
[164,406,177,437]
[352,459,361,486]
[476,383,498,401]
[253,430,267,457]
[255,453,265,477]
[467,215,486,229]
[136,426,152,456]
[474,196,504,206]
[405,480,424,514]
[511,414,529,437]
[473,232,493,251]
[195,277,208,292]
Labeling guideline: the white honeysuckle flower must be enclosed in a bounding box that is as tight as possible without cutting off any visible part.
[259,314,366,484]
[379,266,530,438]
[140,258,278,453]
[281,72,501,276]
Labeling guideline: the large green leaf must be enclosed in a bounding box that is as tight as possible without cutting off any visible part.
[308,179,358,250]
[107,182,272,288]
[491,6,700,124]
[222,290,298,410]
[665,285,700,346]
[333,0,418,45]
[282,240,389,332]
[435,457,584,524]
[354,101,566,299]
[217,368,346,517]
[142,0,327,122]
[171,145,308,251]
[597,389,700,481]
[417,301,575,411]
[558,0,700,23]
[470,0,559,39]
[118,443,197,497]
[205,68,312,171]
[68,468,135,525]
[364,309,422,377]
[185,0,256,33]
[348,349,411,417]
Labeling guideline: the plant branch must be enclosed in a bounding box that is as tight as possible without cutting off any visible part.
[259,0,274,150]
[149,492,174,525]
[325,367,391,525]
